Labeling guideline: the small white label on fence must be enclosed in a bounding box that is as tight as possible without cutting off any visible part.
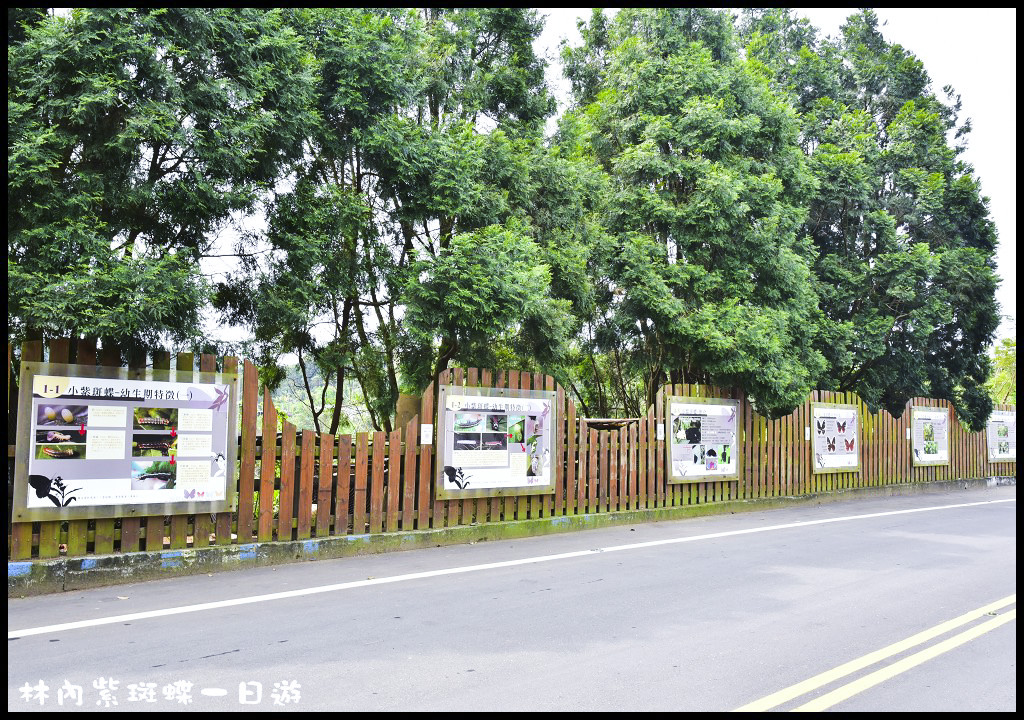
[906,427,911,440]
[805,426,811,441]
[657,425,665,441]
[421,423,434,445]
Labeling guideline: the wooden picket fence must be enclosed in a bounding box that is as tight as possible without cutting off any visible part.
[6,340,1016,560]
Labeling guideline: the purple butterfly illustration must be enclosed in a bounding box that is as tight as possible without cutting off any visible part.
[208,385,229,412]
[183,488,196,499]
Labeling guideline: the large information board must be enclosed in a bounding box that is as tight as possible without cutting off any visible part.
[666,396,740,482]
[986,410,1016,463]
[911,405,950,466]
[436,385,557,499]
[13,362,238,521]
[811,402,860,474]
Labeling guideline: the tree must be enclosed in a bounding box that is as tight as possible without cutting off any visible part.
[987,337,1016,405]
[8,8,315,356]
[741,9,1001,429]
[403,220,574,378]
[562,8,825,417]
[217,8,564,432]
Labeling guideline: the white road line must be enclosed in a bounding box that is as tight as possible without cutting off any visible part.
[8,498,1014,639]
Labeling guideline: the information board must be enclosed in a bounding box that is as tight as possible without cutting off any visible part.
[666,396,740,482]
[436,385,557,499]
[911,405,950,466]
[986,410,1016,463]
[811,403,860,474]
[13,362,237,521]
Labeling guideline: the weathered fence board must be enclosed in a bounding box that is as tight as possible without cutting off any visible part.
[316,432,334,538]
[276,421,296,543]
[238,360,258,543]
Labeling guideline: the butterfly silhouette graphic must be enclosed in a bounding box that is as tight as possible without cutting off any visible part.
[28,474,81,507]
[183,488,196,499]
[208,385,229,412]
[827,437,836,452]
[837,421,847,433]
[845,438,855,451]
[816,420,825,435]
[442,466,472,489]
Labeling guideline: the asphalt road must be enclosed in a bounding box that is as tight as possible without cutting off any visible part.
[8,485,1016,712]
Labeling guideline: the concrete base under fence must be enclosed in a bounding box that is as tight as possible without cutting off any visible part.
[9,476,1016,597]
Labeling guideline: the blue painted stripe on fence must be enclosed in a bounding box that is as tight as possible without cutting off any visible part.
[9,562,32,577]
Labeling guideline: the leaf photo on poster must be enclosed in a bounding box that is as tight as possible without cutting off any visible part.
[131,460,176,490]
[37,404,88,426]
[133,407,176,429]
[131,433,177,457]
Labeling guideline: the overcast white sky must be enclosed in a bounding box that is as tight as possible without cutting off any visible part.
[535,8,1016,341]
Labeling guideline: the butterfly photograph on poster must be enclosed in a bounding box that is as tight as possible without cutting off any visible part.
[812,403,860,474]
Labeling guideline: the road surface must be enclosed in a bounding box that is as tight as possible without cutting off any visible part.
[8,485,1016,711]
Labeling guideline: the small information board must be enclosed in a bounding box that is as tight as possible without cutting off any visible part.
[911,406,950,466]
[811,403,860,474]
[13,361,238,521]
[986,410,1016,463]
[666,396,740,483]
[436,385,557,499]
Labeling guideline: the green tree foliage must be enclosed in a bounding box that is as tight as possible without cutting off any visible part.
[216,8,568,432]
[562,9,825,417]
[8,8,315,355]
[12,8,1003,436]
[741,9,1000,429]
[987,337,1016,405]
[404,220,574,374]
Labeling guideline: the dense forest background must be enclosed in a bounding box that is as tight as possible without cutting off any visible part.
[8,8,1011,433]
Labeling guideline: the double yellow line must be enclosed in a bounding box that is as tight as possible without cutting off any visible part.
[734,594,1016,712]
